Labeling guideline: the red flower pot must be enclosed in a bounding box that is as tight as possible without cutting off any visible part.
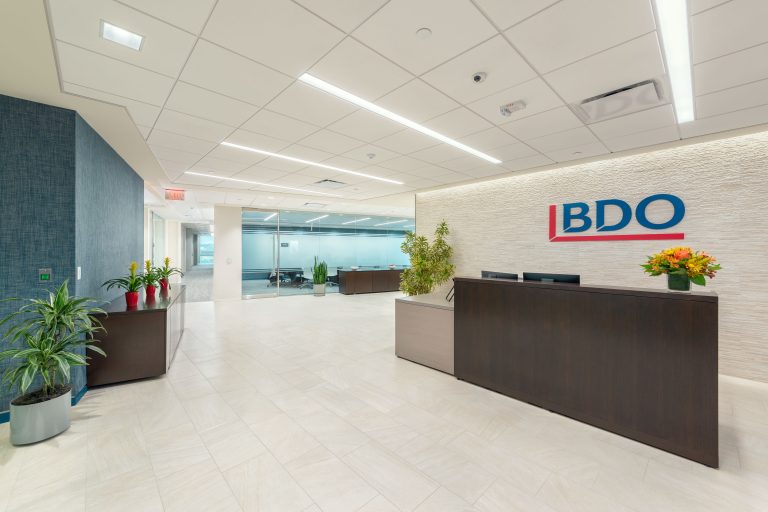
[159,279,170,292]
[125,291,139,308]
[146,285,157,300]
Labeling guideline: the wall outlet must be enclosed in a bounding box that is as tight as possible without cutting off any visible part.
[77,266,82,280]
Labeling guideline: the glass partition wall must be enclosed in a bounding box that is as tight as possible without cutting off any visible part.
[241,209,413,298]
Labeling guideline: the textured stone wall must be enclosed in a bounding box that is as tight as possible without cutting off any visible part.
[417,131,768,382]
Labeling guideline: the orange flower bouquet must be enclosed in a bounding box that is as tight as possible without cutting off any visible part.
[642,247,721,291]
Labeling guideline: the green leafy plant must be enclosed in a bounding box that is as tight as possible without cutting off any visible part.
[312,256,328,285]
[0,281,105,399]
[400,221,455,296]
[154,256,184,282]
[102,261,143,292]
[141,259,159,287]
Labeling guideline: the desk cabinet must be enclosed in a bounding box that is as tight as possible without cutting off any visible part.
[338,269,402,295]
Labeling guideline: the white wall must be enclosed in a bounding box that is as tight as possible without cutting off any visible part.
[213,205,242,301]
[417,130,768,382]
[164,220,182,284]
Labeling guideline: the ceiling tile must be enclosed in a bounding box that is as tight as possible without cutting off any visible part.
[409,144,467,164]
[157,159,188,176]
[317,156,369,170]
[375,130,439,154]
[298,129,364,154]
[353,0,497,74]
[491,143,540,161]
[601,125,680,152]
[432,171,471,184]
[501,106,583,140]
[224,129,293,152]
[379,156,431,172]
[202,0,344,75]
[690,0,731,14]
[342,145,399,164]
[206,145,267,165]
[180,40,293,107]
[423,108,493,139]
[694,42,768,95]
[505,0,656,73]
[155,109,233,142]
[544,141,611,163]
[545,32,666,104]
[408,164,458,178]
[294,0,388,33]
[194,155,252,174]
[173,173,223,186]
[458,127,520,152]
[166,82,260,126]
[376,79,459,123]
[589,105,676,140]
[696,78,768,119]
[691,0,768,64]
[62,82,161,126]
[439,155,489,173]
[308,38,412,99]
[327,110,404,141]
[680,104,768,138]
[49,0,196,77]
[57,42,174,105]
[467,77,563,125]
[266,82,358,127]
[150,145,204,165]
[116,0,217,33]
[136,125,151,139]
[526,126,601,153]
[241,110,319,142]
[148,129,218,154]
[235,166,289,182]
[472,0,561,30]
[500,154,555,173]
[421,35,537,104]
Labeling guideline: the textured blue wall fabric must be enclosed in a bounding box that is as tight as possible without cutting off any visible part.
[0,95,143,414]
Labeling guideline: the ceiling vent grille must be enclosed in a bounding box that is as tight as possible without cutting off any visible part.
[313,179,346,189]
[575,79,666,123]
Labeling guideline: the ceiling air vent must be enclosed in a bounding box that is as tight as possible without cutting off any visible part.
[576,79,665,123]
[313,179,346,189]
[304,202,327,208]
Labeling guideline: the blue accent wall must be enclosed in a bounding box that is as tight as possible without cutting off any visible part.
[0,95,143,415]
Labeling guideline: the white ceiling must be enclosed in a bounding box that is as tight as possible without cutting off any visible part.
[37,0,768,220]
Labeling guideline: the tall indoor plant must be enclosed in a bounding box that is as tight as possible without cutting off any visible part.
[312,256,328,297]
[642,246,721,291]
[103,261,143,307]
[0,281,105,445]
[400,221,455,296]
[154,256,183,293]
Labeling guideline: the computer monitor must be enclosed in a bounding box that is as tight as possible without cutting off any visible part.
[481,270,519,281]
[523,272,580,284]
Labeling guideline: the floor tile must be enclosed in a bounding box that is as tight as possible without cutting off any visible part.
[224,452,313,512]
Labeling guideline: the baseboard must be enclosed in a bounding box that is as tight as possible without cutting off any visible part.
[0,385,88,424]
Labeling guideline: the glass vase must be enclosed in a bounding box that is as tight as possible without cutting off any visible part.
[667,272,691,292]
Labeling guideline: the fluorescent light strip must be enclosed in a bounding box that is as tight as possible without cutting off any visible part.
[374,219,409,226]
[264,213,277,221]
[655,0,694,123]
[184,171,342,197]
[305,214,329,223]
[220,142,403,185]
[299,74,502,164]
[342,217,371,225]
[100,21,143,51]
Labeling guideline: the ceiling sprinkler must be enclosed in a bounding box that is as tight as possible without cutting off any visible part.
[499,101,526,117]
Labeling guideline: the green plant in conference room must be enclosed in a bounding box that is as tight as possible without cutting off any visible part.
[400,220,455,296]
[312,256,328,297]
[0,281,106,445]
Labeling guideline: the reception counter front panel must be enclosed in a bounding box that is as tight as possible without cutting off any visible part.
[338,269,403,295]
[454,277,718,467]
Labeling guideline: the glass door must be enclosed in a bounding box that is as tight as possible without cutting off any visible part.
[242,209,279,298]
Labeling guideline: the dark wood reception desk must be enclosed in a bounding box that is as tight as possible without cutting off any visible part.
[88,286,185,387]
[453,277,719,467]
[338,268,403,295]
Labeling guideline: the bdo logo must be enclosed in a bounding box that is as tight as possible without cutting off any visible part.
[549,194,685,242]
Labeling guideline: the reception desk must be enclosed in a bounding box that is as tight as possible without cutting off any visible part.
[453,277,719,467]
[338,268,403,295]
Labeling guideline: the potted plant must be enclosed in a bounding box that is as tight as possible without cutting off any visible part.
[154,256,183,294]
[0,281,105,445]
[102,261,143,307]
[312,257,328,297]
[642,246,721,291]
[142,260,159,300]
[400,221,455,295]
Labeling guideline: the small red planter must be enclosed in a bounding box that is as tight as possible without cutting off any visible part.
[159,279,170,292]
[146,285,157,300]
[125,291,139,308]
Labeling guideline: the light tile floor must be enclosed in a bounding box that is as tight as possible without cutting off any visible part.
[2,292,768,512]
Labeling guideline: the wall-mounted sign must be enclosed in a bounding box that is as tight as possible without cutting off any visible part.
[165,189,185,201]
[549,194,685,242]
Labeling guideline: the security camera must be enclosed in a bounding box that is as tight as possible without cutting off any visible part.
[472,72,487,83]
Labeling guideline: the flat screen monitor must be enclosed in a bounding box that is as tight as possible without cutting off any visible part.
[523,272,580,284]
[481,270,518,281]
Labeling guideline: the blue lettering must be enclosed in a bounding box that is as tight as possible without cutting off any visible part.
[596,199,632,232]
[563,202,592,233]
[635,194,685,230]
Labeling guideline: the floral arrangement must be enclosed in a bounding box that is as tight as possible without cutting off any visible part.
[642,247,721,286]
[102,261,143,292]
[142,259,159,288]
[154,257,183,281]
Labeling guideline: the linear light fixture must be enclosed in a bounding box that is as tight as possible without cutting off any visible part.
[374,219,409,226]
[655,0,694,123]
[184,171,342,197]
[305,214,329,223]
[264,212,277,221]
[342,217,371,225]
[100,21,144,51]
[298,74,502,164]
[220,142,403,185]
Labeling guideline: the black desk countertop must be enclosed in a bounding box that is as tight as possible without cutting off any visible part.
[99,285,186,315]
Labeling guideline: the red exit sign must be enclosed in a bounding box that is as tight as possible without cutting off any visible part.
[165,189,185,201]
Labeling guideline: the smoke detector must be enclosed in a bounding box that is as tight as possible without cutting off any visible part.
[500,101,526,117]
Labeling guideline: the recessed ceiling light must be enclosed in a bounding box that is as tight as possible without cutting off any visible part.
[415,27,432,39]
[183,171,342,197]
[374,219,409,226]
[305,214,329,223]
[342,217,371,225]
[298,74,502,164]
[100,21,143,51]
[655,0,694,123]
[220,141,403,185]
